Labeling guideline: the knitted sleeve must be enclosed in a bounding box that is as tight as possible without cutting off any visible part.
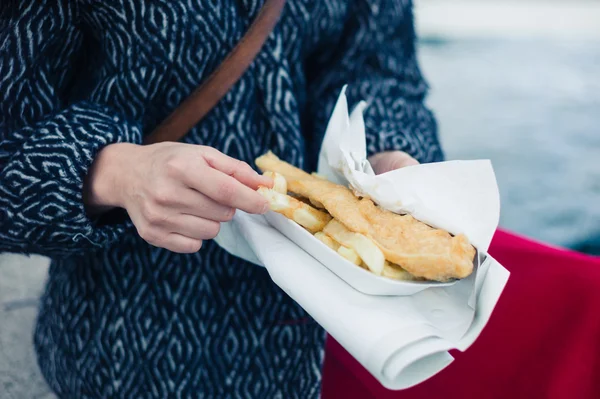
[0,0,142,258]
[304,0,443,166]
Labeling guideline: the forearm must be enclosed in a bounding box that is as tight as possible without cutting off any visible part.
[0,103,143,258]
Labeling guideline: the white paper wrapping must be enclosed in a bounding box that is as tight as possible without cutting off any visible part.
[213,87,510,390]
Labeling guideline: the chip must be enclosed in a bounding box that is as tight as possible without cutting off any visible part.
[322,219,385,275]
[337,245,362,265]
[314,231,340,251]
[382,262,419,281]
[262,171,287,194]
[258,187,332,233]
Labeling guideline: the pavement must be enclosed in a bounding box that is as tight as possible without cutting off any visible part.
[0,254,55,399]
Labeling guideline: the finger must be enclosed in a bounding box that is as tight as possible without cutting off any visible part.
[388,155,419,170]
[369,151,419,174]
[164,214,221,240]
[160,233,203,253]
[201,147,273,189]
[169,188,235,222]
[131,214,203,253]
[187,168,269,214]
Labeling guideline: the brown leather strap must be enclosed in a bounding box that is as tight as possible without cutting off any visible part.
[144,0,286,145]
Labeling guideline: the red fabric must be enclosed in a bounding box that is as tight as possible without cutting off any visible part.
[321,229,600,399]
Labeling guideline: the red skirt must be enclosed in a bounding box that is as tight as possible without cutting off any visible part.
[321,229,600,399]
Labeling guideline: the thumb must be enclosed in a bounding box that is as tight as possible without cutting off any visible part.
[369,151,419,175]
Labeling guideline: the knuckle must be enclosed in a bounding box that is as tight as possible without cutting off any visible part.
[165,156,185,177]
[205,221,221,239]
[183,240,203,253]
[142,204,164,225]
[197,147,216,165]
[223,207,236,221]
[152,187,171,205]
[199,146,215,158]
[234,160,251,175]
[216,181,236,203]
[137,224,159,244]
[249,195,268,214]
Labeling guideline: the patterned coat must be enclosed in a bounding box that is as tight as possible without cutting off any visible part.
[0,0,442,397]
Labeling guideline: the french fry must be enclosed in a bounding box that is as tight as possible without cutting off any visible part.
[294,208,330,233]
[258,187,332,233]
[382,262,419,281]
[349,234,386,276]
[337,246,362,265]
[322,219,354,246]
[317,230,370,270]
[262,171,287,194]
[314,232,340,251]
[323,219,385,275]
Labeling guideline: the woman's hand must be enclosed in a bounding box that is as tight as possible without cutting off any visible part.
[368,151,419,175]
[84,142,272,253]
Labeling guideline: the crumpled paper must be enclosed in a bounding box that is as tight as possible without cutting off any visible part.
[213,87,509,389]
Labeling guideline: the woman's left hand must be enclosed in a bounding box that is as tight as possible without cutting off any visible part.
[368,151,419,175]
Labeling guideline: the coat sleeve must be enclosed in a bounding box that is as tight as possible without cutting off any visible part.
[304,0,443,165]
[0,1,142,258]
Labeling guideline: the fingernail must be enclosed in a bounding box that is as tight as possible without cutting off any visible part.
[262,202,270,214]
[263,177,274,188]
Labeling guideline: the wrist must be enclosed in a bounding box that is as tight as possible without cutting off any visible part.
[84,143,138,212]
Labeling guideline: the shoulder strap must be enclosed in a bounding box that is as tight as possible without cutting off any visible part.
[144,0,286,145]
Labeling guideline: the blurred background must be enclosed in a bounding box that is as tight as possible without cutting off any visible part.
[1,1,599,398]
[415,0,600,253]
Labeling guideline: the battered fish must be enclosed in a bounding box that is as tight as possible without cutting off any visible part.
[256,152,476,282]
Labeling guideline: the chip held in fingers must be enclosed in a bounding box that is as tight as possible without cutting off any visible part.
[262,171,287,194]
[257,187,331,234]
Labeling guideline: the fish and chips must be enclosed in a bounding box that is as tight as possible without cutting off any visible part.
[255,152,476,282]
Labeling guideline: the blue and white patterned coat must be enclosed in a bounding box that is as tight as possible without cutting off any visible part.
[0,0,442,397]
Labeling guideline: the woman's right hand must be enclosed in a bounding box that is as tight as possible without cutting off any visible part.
[84,142,272,253]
